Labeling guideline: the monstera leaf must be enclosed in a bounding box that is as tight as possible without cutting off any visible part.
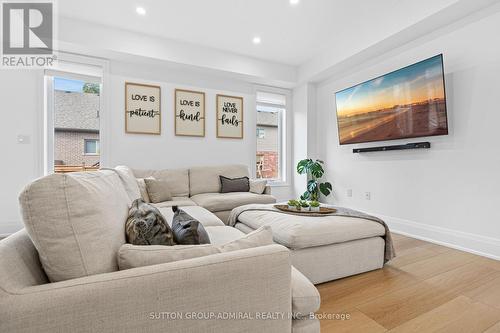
[300,191,311,200]
[310,160,325,179]
[307,179,318,193]
[297,159,313,175]
[319,182,333,197]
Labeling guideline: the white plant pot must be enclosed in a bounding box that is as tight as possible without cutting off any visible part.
[300,206,310,212]
[287,205,297,210]
[310,206,320,212]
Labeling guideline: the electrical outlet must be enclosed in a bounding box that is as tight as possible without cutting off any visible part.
[17,135,30,144]
[364,192,371,200]
[347,189,352,197]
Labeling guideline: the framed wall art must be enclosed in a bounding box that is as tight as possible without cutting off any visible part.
[125,82,161,135]
[216,94,243,139]
[175,89,205,137]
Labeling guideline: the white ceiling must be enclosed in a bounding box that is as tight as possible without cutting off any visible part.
[59,0,461,66]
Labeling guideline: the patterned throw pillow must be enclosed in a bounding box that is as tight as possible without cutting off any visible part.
[125,199,176,246]
[171,206,210,245]
[219,176,250,193]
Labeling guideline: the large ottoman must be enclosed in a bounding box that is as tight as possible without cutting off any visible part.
[233,209,386,284]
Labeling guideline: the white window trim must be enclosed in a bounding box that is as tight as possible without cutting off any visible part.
[254,86,292,187]
[41,52,109,175]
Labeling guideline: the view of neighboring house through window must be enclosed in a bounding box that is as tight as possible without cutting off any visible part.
[256,91,286,182]
[53,77,101,173]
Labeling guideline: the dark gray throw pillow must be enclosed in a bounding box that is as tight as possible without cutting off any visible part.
[219,176,250,193]
[171,206,210,245]
[125,199,176,246]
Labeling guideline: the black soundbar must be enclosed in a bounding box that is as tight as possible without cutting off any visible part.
[353,142,431,153]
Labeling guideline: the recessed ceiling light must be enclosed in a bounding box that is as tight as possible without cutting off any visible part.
[252,36,261,45]
[136,7,146,15]
[290,0,300,5]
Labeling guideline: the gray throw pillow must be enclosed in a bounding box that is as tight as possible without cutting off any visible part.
[125,199,176,246]
[171,206,210,245]
[144,178,173,203]
[220,176,250,193]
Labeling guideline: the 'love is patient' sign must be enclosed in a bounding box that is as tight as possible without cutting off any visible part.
[125,82,161,135]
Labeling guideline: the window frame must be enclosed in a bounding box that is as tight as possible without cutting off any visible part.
[41,53,108,176]
[255,88,290,186]
[83,139,100,156]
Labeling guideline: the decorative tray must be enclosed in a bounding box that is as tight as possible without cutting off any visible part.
[274,205,337,214]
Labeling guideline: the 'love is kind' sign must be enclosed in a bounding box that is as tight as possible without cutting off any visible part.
[216,94,243,139]
[175,89,205,137]
[125,82,161,135]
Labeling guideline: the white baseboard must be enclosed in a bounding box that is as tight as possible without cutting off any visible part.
[375,213,500,261]
[0,221,23,238]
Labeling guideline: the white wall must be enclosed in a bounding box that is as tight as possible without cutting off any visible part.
[106,60,293,201]
[106,61,256,170]
[292,83,319,199]
[316,11,500,258]
[0,59,294,235]
[0,70,43,236]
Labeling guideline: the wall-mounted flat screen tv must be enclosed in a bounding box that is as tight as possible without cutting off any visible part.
[335,54,448,145]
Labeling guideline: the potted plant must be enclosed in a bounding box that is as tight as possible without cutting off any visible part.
[287,199,299,210]
[310,200,320,212]
[299,200,310,212]
[297,159,333,202]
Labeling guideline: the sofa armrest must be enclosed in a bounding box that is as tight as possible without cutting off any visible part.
[0,245,292,333]
[264,185,272,195]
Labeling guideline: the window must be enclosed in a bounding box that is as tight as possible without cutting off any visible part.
[43,55,106,175]
[84,139,100,155]
[256,91,286,183]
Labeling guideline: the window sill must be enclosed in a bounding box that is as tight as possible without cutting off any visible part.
[268,181,290,188]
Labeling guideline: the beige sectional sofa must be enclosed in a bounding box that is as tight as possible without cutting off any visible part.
[0,167,320,333]
[132,164,276,223]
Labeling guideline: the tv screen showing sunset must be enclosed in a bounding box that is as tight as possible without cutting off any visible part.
[335,55,448,145]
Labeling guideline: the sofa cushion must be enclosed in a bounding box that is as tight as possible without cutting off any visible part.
[132,168,190,197]
[19,170,130,282]
[144,178,173,203]
[291,266,321,317]
[191,192,276,212]
[204,226,247,245]
[117,244,219,270]
[151,197,196,208]
[117,226,273,270]
[113,166,142,201]
[189,164,249,196]
[236,210,386,249]
[220,176,250,193]
[158,205,225,227]
[218,225,273,252]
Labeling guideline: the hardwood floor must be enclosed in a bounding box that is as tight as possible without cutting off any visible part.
[317,233,500,332]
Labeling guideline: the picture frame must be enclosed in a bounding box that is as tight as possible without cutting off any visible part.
[175,89,205,137]
[216,94,244,139]
[125,82,161,135]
